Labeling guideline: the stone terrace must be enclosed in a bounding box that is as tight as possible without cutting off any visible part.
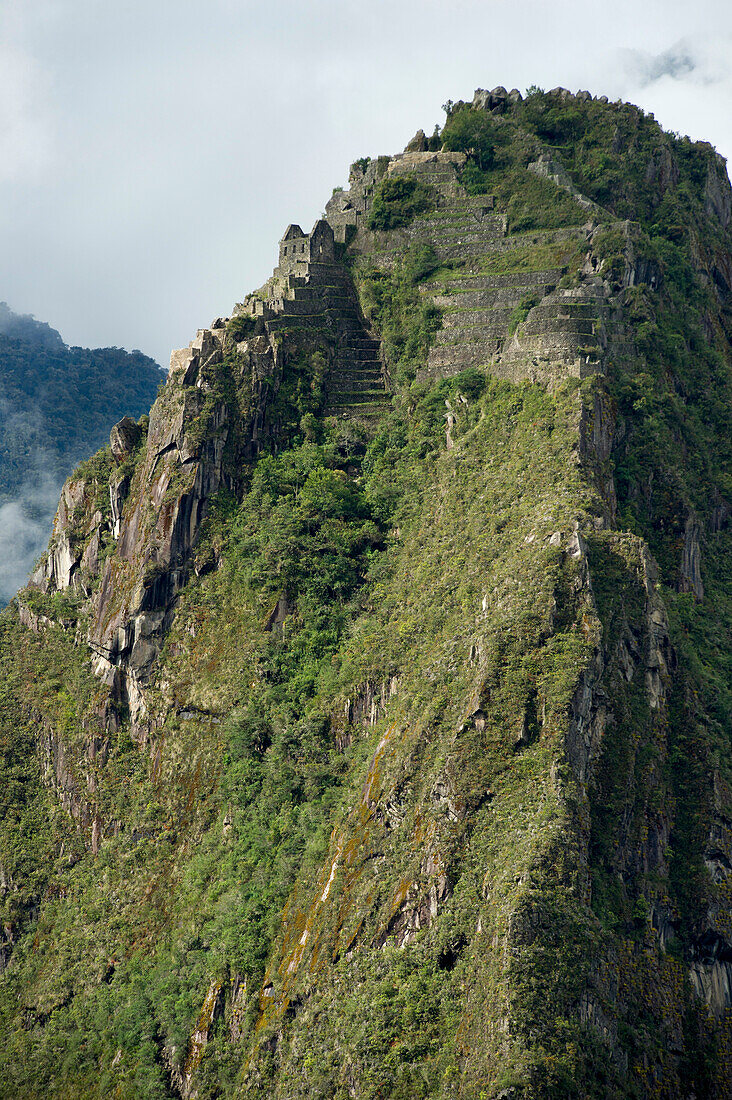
[325,149,628,387]
[234,220,390,421]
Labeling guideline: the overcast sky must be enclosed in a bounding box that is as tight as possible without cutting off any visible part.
[1,0,730,368]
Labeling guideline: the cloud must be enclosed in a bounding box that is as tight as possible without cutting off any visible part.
[0,462,62,603]
[0,1,731,369]
[599,32,732,164]
[0,11,51,183]
[616,34,732,91]
[619,42,699,87]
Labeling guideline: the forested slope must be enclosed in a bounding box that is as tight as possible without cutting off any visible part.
[0,87,731,1099]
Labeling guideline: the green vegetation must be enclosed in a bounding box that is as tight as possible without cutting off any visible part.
[441,103,496,169]
[227,314,258,341]
[438,100,590,229]
[367,176,435,231]
[264,341,329,444]
[354,244,442,385]
[0,308,163,505]
[508,293,540,335]
[1,92,731,1100]
[477,236,584,275]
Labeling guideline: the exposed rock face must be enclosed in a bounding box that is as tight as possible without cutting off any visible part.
[87,325,256,723]
[109,416,143,464]
[705,152,732,228]
[679,514,705,600]
[30,323,281,732]
[4,89,732,1100]
[405,128,427,152]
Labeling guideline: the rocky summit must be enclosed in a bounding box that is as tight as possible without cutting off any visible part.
[1,87,732,1099]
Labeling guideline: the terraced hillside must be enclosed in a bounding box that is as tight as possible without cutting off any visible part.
[328,149,639,390]
[1,87,732,1100]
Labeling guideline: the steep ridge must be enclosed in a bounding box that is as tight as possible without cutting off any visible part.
[234,221,389,419]
[1,87,732,1100]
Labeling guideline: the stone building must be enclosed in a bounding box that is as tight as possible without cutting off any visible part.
[277,219,335,274]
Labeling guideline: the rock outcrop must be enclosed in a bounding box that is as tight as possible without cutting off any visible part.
[3,87,732,1100]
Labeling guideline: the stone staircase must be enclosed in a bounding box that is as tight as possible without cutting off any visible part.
[326,149,619,387]
[325,332,387,418]
[327,150,508,267]
[235,237,390,421]
[367,194,508,267]
[235,151,622,410]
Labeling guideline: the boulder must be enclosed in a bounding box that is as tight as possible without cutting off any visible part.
[110,417,142,465]
[472,87,508,113]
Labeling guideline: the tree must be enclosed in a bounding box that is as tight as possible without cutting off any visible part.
[440,106,495,170]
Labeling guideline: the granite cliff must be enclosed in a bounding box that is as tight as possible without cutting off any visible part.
[1,87,731,1099]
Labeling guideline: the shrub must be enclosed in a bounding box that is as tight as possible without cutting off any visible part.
[441,105,495,169]
[367,176,434,231]
[227,314,257,342]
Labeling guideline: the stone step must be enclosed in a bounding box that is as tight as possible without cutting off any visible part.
[337,358,383,370]
[325,389,389,402]
[394,169,457,184]
[330,367,383,380]
[328,375,387,390]
[287,285,355,302]
[338,365,384,377]
[329,389,386,402]
[440,303,600,329]
[506,334,602,355]
[428,342,500,371]
[325,400,391,415]
[413,226,506,247]
[436,289,534,309]
[325,406,388,420]
[296,272,355,290]
[441,270,564,291]
[442,305,514,323]
[331,374,384,387]
[286,303,360,320]
[338,347,382,361]
[416,212,502,231]
[435,331,506,348]
[268,297,354,317]
[434,243,509,262]
[340,335,381,346]
[332,357,383,369]
[528,300,600,318]
[521,318,596,337]
[265,314,353,332]
[438,313,514,333]
[338,346,381,356]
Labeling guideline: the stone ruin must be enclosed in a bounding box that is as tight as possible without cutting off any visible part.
[278,220,335,275]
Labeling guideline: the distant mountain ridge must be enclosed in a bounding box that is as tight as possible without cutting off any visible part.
[0,303,164,597]
[0,301,66,351]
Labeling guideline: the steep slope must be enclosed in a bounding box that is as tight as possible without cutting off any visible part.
[0,303,164,599]
[1,87,732,1100]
